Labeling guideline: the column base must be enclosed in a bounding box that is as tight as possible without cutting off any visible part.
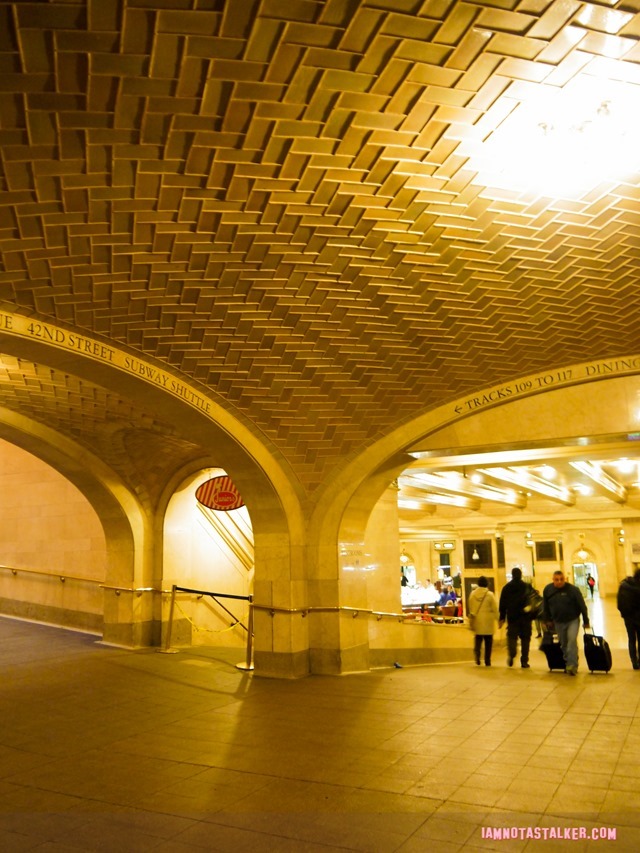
[309,643,370,675]
[253,649,310,678]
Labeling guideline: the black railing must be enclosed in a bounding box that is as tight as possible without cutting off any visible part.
[164,584,253,671]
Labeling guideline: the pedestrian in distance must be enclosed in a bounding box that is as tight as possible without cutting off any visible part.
[587,573,596,599]
[617,568,640,670]
[499,567,532,668]
[542,570,590,676]
[468,576,499,667]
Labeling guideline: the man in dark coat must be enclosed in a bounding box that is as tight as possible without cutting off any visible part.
[617,569,640,669]
[543,570,590,676]
[499,567,532,668]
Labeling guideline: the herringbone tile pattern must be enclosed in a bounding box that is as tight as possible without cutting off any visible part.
[1,0,639,489]
[0,354,203,509]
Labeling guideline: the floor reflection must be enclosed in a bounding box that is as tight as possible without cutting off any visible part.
[586,593,627,648]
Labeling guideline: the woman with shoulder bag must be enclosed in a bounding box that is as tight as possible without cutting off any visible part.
[468,576,499,666]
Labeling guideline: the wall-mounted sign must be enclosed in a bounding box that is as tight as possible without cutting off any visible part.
[196,476,244,511]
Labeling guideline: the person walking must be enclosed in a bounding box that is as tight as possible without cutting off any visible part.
[468,576,499,667]
[499,567,532,668]
[617,569,640,670]
[543,570,590,676]
[587,574,596,599]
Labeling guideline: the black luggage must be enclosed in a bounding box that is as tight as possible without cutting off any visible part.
[584,631,612,673]
[540,631,566,671]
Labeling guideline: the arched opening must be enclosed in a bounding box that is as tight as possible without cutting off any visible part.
[163,468,254,650]
[0,437,108,632]
[312,365,640,672]
[0,322,308,675]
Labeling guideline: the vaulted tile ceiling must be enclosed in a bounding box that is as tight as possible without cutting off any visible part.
[1,0,640,494]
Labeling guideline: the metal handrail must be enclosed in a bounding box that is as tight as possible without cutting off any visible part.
[0,563,102,585]
[250,602,417,621]
[100,585,164,596]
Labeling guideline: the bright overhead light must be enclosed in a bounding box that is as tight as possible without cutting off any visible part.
[466,72,640,198]
[539,465,557,479]
[573,483,592,496]
[615,458,635,474]
[398,499,422,510]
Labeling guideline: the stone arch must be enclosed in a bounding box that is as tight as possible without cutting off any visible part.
[0,317,307,672]
[0,319,305,545]
[0,408,149,644]
[307,360,640,673]
[0,408,143,575]
[0,317,305,533]
[160,463,255,650]
[318,359,640,553]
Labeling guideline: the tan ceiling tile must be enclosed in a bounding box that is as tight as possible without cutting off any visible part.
[527,0,581,39]
[3,0,640,491]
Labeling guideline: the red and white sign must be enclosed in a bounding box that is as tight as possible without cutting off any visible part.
[195,476,244,511]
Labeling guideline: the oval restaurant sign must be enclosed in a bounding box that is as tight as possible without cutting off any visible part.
[196,476,244,511]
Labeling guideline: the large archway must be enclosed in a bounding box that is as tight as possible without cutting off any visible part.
[0,410,151,645]
[162,466,254,651]
[0,437,108,633]
[0,315,308,675]
[307,360,640,673]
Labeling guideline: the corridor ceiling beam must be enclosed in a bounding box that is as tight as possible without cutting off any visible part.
[400,472,527,509]
[569,461,627,503]
[477,467,576,506]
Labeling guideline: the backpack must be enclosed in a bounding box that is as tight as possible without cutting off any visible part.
[617,578,640,619]
[524,586,544,620]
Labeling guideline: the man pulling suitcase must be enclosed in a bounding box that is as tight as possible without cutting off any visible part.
[542,571,590,676]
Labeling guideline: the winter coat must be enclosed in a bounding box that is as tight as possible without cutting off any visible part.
[468,587,499,635]
[543,581,589,625]
[499,578,529,623]
[617,577,640,624]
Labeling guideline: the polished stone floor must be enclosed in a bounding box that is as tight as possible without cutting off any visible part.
[0,594,636,852]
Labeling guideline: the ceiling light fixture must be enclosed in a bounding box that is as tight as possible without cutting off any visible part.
[573,483,592,496]
[466,71,640,198]
[577,533,589,562]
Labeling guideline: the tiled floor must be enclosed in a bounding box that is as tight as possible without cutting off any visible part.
[0,595,636,852]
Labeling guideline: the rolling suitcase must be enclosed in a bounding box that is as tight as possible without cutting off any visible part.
[584,630,612,673]
[540,631,566,672]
